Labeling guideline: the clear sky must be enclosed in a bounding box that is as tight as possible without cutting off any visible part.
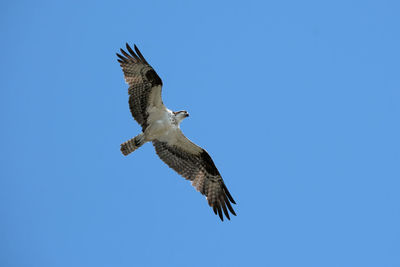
[1,0,399,266]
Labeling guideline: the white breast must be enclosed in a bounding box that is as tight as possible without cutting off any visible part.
[145,107,179,141]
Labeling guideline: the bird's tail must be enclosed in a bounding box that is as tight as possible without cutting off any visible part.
[120,133,146,156]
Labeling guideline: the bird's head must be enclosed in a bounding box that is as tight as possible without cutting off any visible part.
[174,110,190,124]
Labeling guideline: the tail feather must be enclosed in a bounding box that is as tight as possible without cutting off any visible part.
[121,133,145,156]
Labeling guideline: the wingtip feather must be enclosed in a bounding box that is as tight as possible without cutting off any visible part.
[116,53,126,62]
[120,48,133,60]
[216,204,224,221]
[125,43,140,61]
[222,202,230,220]
[133,44,149,64]
[223,183,236,204]
[224,195,236,216]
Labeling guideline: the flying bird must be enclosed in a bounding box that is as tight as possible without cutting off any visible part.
[117,43,236,221]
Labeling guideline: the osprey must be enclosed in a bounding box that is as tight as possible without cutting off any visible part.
[117,43,236,221]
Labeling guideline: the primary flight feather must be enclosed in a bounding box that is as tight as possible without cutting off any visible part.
[117,43,236,221]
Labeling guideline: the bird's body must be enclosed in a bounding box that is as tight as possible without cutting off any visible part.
[117,43,236,221]
[145,106,176,141]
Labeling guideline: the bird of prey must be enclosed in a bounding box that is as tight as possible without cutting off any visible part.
[116,43,236,221]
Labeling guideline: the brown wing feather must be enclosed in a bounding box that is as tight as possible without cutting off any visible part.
[117,43,163,131]
[153,139,236,221]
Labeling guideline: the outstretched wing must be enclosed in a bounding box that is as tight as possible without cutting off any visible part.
[152,131,236,221]
[117,43,164,131]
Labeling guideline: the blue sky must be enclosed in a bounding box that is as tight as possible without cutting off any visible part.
[1,0,399,266]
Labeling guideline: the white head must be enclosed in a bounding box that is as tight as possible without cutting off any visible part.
[173,110,190,124]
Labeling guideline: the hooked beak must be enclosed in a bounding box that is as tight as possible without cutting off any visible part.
[185,113,190,117]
